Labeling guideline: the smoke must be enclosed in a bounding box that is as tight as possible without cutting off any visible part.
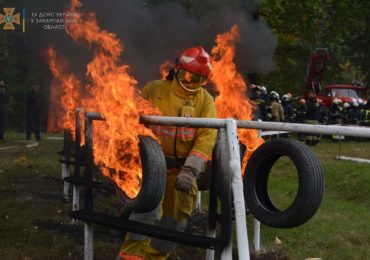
[24,0,276,85]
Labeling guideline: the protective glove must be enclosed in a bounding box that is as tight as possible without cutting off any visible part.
[175,155,205,192]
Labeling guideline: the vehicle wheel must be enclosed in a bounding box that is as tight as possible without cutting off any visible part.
[116,135,167,213]
[244,138,324,228]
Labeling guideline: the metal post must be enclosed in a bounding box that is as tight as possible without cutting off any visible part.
[253,128,262,252]
[72,109,82,224]
[253,218,261,251]
[84,114,95,260]
[84,223,93,260]
[226,119,250,260]
[206,229,216,260]
[72,186,80,217]
[62,163,69,201]
[196,191,202,212]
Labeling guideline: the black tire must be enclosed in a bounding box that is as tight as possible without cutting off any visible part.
[208,129,232,248]
[244,138,324,228]
[116,135,167,213]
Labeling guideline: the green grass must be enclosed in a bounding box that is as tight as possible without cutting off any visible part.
[0,132,369,259]
[251,139,370,260]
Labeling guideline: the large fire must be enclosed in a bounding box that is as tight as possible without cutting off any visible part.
[48,0,159,198]
[48,1,262,197]
[210,25,264,171]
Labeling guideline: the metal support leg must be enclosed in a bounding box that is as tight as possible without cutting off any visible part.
[84,223,93,260]
[72,185,80,224]
[253,218,261,251]
[225,119,250,260]
[63,166,70,201]
[196,191,202,212]
[62,163,70,201]
[206,228,216,260]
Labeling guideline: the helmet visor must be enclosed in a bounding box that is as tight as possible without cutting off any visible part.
[177,69,208,86]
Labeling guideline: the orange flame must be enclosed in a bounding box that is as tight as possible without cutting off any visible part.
[210,25,264,172]
[159,60,173,79]
[48,0,160,198]
[46,47,82,135]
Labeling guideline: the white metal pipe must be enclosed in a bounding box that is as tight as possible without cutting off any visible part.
[84,223,93,260]
[253,218,261,251]
[237,120,370,138]
[140,115,370,138]
[253,129,262,252]
[226,119,250,260]
[336,155,370,164]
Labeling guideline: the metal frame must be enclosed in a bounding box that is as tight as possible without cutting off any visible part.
[65,112,370,260]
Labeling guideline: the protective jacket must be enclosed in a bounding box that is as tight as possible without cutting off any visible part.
[141,79,217,160]
[271,100,284,121]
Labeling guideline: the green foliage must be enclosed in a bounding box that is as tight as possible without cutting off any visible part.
[258,0,370,94]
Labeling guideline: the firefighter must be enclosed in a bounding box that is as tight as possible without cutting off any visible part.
[117,46,217,260]
[0,80,8,140]
[268,91,284,122]
[316,98,328,124]
[304,92,321,145]
[342,102,351,124]
[250,85,267,121]
[328,98,343,124]
[296,98,307,141]
[348,102,362,125]
[281,94,295,122]
[362,101,370,126]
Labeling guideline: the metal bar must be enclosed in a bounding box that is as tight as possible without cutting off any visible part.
[84,116,94,212]
[85,112,105,121]
[226,119,249,260]
[74,109,82,177]
[336,155,370,164]
[71,210,223,250]
[140,115,370,138]
[84,223,93,260]
[237,120,370,138]
[140,115,226,128]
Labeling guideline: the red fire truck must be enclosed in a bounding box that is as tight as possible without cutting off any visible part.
[304,48,367,106]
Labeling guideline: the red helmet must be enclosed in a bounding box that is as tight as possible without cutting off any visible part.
[176,46,212,77]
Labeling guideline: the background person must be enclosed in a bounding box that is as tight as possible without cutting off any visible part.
[0,80,8,141]
[26,82,42,141]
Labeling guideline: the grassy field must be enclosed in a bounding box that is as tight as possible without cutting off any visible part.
[0,131,369,259]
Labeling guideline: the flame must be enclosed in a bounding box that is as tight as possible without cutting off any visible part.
[159,60,173,79]
[210,25,264,172]
[48,0,160,198]
[46,47,82,135]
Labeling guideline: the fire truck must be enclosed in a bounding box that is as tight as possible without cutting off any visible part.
[304,48,367,106]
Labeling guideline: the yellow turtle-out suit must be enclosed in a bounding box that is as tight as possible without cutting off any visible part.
[118,78,217,260]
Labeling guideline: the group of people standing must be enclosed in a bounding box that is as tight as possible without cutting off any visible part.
[0,80,42,141]
[250,84,370,145]
[250,84,370,126]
